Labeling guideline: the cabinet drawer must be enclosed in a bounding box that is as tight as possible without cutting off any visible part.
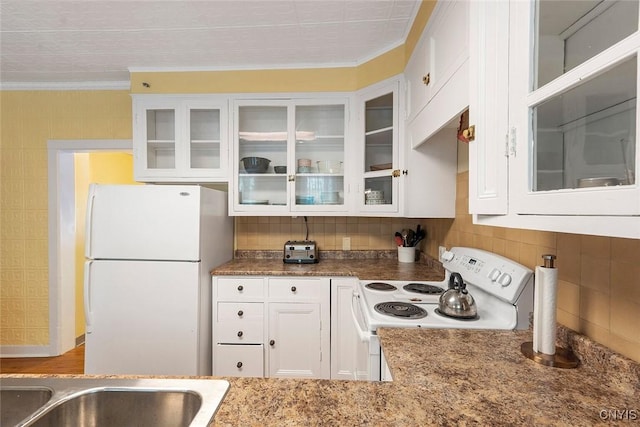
[268,278,328,300]
[216,277,264,300]
[217,302,263,321]
[216,302,264,344]
[214,344,263,378]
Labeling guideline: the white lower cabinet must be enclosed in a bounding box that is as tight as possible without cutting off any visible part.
[212,276,330,379]
[330,278,359,380]
[268,302,324,378]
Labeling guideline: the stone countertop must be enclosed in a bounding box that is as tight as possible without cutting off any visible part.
[212,328,639,426]
[6,328,638,426]
[211,258,445,282]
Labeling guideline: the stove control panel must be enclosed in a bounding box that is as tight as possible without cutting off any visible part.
[442,247,533,304]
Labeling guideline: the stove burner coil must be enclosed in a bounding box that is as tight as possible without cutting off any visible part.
[374,302,427,319]
[365,282,397,291]
[403,283,444,295]
[434,308,479,321]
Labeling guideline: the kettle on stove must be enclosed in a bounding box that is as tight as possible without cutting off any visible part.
[438,272,478,319]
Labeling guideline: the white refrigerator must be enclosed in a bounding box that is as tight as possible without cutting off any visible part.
[83,184,232,375]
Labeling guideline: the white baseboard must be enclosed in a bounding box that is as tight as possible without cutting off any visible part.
[0,345,54,358]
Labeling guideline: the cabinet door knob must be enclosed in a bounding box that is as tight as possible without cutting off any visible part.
[236,361,243,368]
[269,340,275,346]
[237,331,243,337]
[237,310,244,317]
[290,286,297,292]
[423,73,430,85]
[237,285,244,291]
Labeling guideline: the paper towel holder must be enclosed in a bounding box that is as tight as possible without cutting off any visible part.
[521,254,579,369]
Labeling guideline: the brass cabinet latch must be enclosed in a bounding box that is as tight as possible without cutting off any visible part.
[288,175,295,182]
[462,125,475,142]
[422,73,430,86]
[392,169,401,178]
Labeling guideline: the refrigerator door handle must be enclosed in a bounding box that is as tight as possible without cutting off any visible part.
[84,261,93,329]
[85,185,96,259]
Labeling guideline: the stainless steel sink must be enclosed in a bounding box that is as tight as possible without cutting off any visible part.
[1,388,53,427]
[0,378,229,427]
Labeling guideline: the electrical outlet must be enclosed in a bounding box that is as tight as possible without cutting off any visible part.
[439,246,447,262]
[342,237,351,251]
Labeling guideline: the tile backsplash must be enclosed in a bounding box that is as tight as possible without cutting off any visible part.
[235,171,640,362]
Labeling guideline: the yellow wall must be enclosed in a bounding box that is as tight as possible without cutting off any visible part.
[74,152,137,337]
[0,91,132,346]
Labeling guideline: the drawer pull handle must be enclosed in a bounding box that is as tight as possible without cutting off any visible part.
[237,310,244,317]
[291,286,297,292]
[269,340,275,346]
[236,362,243,368]
[237,285,244,291]
[237,331,243,337]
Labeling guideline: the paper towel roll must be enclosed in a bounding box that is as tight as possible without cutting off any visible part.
[533,266,558,355]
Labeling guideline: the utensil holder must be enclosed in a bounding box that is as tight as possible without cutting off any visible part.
[397,246,416,263]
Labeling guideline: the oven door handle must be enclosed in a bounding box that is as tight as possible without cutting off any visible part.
[351,291,372,343]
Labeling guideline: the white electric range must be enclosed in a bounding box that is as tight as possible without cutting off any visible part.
[351,247,534,381]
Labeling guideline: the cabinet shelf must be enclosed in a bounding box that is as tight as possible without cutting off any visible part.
[191,139,221,144]
[365,126,393,137]
[148,139,175,145]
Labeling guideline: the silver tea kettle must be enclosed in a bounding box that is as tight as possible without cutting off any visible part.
[438,272,477,319]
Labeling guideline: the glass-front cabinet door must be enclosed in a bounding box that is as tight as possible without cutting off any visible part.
[293,103,346,211]
[232,98,348,214]
[511,0,640,215]
[133,96,228,182]
[357,83,400,213]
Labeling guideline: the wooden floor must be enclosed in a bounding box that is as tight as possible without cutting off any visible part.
[0,345,85,374]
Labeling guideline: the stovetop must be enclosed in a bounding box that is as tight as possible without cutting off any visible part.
[357,247,535,332]
[358,279,519,330]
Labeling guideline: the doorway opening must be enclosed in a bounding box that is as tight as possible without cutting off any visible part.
[48,140,133,356]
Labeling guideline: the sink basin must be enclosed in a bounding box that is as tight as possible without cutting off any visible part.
[0,378,229,427]
[29,389,202,427]
[1,388,53,427]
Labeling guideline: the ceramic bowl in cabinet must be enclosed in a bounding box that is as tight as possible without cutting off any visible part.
[317,160,343,174]
[241,157,270,173]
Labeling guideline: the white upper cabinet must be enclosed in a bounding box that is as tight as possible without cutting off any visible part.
[405,0,469,145]
[468,0,510,215]
[133,95,228,182]
[355,77,457,218]
[230,97,349,215]
[355,80,401,214]
[470,0,640,238]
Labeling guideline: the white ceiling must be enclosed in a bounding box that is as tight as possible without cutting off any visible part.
[0,0,421,88]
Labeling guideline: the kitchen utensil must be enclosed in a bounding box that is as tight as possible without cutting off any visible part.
[438,273,477,319]
[241,157,270,173]
[401,229,409,246]
[394,235,403,246]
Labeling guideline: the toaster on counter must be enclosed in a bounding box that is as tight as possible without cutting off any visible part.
[283,240,319,264]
